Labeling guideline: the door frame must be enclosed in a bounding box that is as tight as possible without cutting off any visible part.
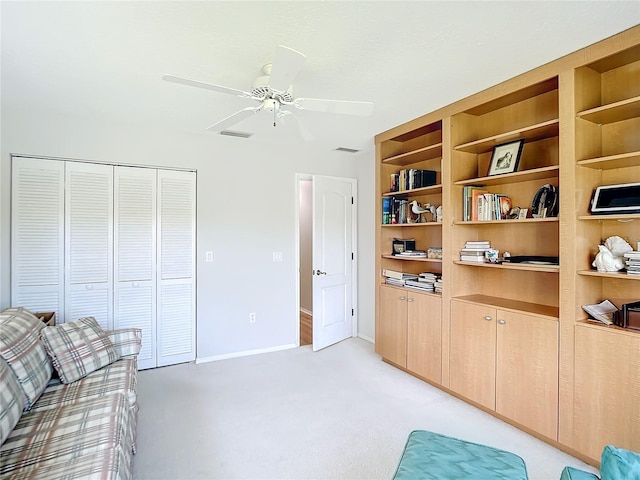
[294,173,358,347]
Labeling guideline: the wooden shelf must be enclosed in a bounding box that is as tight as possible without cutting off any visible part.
[381,222,443,228]
[576,320,640,338]
[577,151,640,170]
[454,217,558,226]
[453,120,559,154]
[382,184,443,197]
[454,260,559,273]
[453,294,559,319]
[454,165,559,187]
[381,282,442,298]
[576,95,640,125]
[382,255,442,263]
[381,143,443,166]
[578,270,640,280]
[577,213,639,221]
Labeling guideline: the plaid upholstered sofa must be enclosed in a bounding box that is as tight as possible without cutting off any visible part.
[0,307,142,480]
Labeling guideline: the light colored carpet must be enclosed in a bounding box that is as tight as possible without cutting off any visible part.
[132,337,598,480]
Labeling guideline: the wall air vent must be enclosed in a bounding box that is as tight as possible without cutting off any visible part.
[335,147,360,153]
[220,130,253,139]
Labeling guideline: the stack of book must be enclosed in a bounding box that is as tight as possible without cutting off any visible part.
[390,169,437,192]
[434,277,443,294]
[459,241,491,262]
[382,269,419,287]
[396,250,427,258]
[624,251,640,275]
[404,272,440,293]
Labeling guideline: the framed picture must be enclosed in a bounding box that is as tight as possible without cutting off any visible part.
[487,139,524,176]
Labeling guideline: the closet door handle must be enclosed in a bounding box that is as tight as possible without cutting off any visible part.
[484,316,492,321]
[407,298,414,303]
[498,319,506,325]
[399,296,406,301]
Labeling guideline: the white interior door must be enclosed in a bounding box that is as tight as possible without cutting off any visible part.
[114,166,157,370]
[65,162,113,329]
[312,175,355,351]
[11,157,65,317]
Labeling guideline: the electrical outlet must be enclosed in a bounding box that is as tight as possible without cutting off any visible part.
[272,252,283,262]
[249,313,256,323]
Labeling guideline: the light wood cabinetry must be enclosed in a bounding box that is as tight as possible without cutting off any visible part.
[378,285,442,384]
[375,26,640,466]
[450,297,559,440]
[573,324,640,461]
[561,41,640,457]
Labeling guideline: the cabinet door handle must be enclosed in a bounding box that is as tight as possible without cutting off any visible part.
[399,296,406,301]
[408,298,414,302]
[498,319,506,324]
[484,316,492,321]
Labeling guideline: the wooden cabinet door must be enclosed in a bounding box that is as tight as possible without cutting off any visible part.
[378,286,408,367]
[449,300,496,410]
[407,292,442,384]
[496,310,559,440]
[573,325,640,461]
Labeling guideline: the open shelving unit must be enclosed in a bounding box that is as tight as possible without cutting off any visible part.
[375,26,640,466]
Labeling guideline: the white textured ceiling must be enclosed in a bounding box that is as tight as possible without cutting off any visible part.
[2,1,639,152]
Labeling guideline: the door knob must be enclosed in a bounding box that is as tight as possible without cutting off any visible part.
[314,270,327,275]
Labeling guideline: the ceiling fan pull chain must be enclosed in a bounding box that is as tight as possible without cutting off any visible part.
[273,106,276,127]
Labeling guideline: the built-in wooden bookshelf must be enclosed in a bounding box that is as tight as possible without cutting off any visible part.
[374,26,640,467]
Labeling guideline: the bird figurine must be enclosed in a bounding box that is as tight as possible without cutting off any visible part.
[409,201,436,223]
[592,244,625,272]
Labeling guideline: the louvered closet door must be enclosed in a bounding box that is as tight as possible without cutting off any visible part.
[114,166,157,370]
[65,162,113,329]
[11,157,65,316]
[156,170,196,367]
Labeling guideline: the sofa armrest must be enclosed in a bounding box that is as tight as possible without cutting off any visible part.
[107,328,142,359]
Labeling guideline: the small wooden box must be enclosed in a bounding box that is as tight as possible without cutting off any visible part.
[35,311,56,327]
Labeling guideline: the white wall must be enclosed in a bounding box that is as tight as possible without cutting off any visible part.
[0,106,376,359]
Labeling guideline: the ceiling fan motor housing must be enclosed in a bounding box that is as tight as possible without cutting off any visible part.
[251,75,294,103]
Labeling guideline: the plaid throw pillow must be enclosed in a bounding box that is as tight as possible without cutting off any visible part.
[0,358,25,444]
[0,307,53,410]
[42,317,118,384]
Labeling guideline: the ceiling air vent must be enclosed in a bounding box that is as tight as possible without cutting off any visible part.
[220,130,253,139]
[335,147,360,153]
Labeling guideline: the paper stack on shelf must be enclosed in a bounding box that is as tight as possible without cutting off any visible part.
[459,241,491,262]
[404,271,440,293]
[383,269,419,287]
[434,277,443,294]
[624,251,640,275]
[396,250,427,258]
[581,299,619,325]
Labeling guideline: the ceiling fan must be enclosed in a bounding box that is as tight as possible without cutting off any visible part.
[163,45,374,134]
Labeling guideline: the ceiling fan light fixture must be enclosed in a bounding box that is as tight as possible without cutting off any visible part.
[219,130,253,139]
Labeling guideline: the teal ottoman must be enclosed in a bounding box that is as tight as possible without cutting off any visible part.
[393,430,529,480]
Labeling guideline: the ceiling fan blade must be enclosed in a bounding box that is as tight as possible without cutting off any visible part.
[294,98,374,116]
[268,45,307,93]
[206,106,261,132]
[163,74,251,98]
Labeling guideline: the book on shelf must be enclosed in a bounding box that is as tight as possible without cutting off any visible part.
[582,299,618,325]
[462,186,485,221]
[624,251,640,275]
[392,169,437,192]
[471,188,489,221]
[397,250,427,258]
[460,255,488,262]
[464,240,491,247]
[382,197,391,224]
[382,269,419,280]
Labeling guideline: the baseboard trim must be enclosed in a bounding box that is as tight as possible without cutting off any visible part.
[196,343,298,364]
[358,333,374,344]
